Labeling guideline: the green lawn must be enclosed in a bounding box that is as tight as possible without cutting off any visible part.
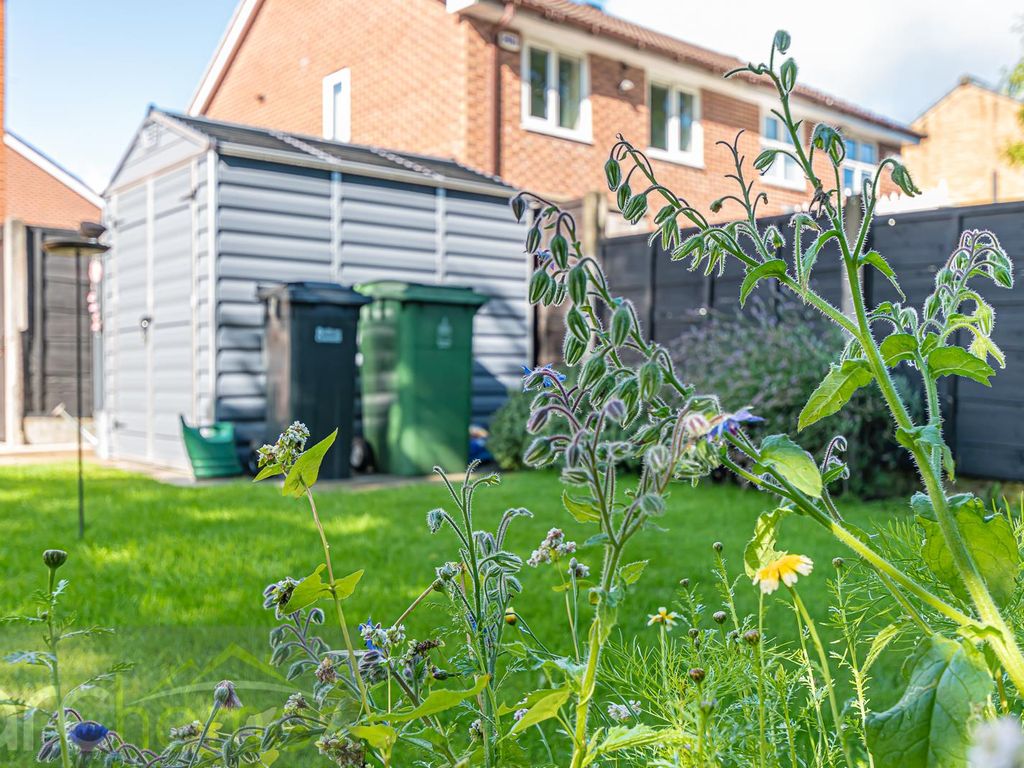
[0,463,907,764]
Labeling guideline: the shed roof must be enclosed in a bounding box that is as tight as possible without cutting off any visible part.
[108,108,516,197]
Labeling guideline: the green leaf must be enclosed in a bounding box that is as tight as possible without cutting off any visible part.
[863,622,904,675]
[927,346,995,386]
[619,561,649,586]
[348,724,396,753]
[252,463,284,482]
[865,635,991,768]
[597,724,663,753]
[861,250,905,299]
[562,491,601,524]
[739,259,787,306]
[798,360,873,431]
[758,435,822,498]
[505,687,571,738]
[281,564,332,613]
[283,430,338,497]
[916,494,1019,607]
[880,333,918,367]
[744,508,790,579]
[371,675,491,723]
[333,569,364,601]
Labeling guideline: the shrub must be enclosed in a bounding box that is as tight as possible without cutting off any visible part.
[671,297,919,497]
[487,386,534,471]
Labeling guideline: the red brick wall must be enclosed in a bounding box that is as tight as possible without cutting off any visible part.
[487,44,818,220]
[0,0,7,220]
[204,0,470,160]
[6,145,99,230]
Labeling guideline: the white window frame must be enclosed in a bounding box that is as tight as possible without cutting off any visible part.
[520,42,592,143]
[841,136,879,197]
[322,68,351,142]
[759,110,806,191]
[646,82,703,168]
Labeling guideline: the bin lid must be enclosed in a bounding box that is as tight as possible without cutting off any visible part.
[257,281,372,306]
[356,280,488,307]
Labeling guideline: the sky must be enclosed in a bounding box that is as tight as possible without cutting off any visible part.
[8,0,1023,192]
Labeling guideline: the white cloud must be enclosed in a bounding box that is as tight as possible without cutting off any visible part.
[603,0,1022,123]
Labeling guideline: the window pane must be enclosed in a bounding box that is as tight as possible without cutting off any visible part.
[332,82,346,139]
[860,143,876,164]
[843,167,854,192]
[650,84,669,150]
[763,116,779,141]
[558,55,581,130]
[785,155,803,182]
[678,91,694,152]
[861,170,872,190]
[844,138,856,160]
[529,48,548,119]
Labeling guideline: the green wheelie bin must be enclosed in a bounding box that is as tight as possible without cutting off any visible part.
[357,281,487,476]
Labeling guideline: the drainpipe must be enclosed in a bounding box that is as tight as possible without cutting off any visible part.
[492,2,516,177]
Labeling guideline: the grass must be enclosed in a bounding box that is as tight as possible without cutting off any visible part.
[0,462,908,765]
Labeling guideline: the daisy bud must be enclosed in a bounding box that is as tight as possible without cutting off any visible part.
[680,578,690,589]
[42,549,68,571]
[688,628,699,639]
[832,557,844,569]
[744,629,761,646]
[713,541,723,553]
[713,611,727,624]
[214,680,242,710]
[699,698,717,715]
[688,667,706,684]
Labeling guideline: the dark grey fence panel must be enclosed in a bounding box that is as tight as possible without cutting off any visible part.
[600,201,1024,481]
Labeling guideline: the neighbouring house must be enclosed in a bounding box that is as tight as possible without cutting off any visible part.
[187,0,918,223]
[0,0,103,446]
[902,77,1024,208]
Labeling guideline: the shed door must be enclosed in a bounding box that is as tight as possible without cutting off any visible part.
[109,169,195,469]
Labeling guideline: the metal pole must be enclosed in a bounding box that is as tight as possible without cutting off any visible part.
[75,248,85,539]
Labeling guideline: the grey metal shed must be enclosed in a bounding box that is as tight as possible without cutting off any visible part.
[99,108,527,471]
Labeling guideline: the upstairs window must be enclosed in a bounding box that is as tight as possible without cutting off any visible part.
[761,114,804,187]
[648,83,701,163]
[322,68,351,142]
[842,137,878,196]
[523,44,589,139]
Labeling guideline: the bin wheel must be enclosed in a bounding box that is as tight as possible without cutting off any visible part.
[351,436,375,474]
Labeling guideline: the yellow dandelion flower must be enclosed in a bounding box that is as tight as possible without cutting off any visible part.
[646,606,679,630]
[753,554,814,595]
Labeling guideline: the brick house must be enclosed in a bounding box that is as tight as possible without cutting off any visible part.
[187,0,917,223]
[902,77,1024,208]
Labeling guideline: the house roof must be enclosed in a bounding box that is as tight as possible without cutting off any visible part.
[189,0,919,142]
[912,75,1024,124]
[4,132,103,208]
[112,109,515,196]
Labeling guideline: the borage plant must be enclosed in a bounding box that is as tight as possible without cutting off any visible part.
[512,29,1022,767]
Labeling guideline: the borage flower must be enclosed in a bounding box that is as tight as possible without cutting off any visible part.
[646,606,679,631]
[706,408,763,439]
[753,553,814,594]
[69,721,109,753]
[522,363,567,391]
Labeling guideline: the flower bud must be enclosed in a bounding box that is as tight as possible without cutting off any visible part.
[713,541,723,553]
[744,629,761,646]
[832,557,844,569]
[214,680,242,710]
[713,611,727,625]
[688,667,706,684]
[43,549,68,571]
[504,607,517,625]
[688,628,699,639]
[604,399,626,423]
[680,578,690,589]
[699,698,717,715]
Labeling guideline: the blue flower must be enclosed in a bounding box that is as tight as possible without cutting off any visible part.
[358,618,379,650]
[69,721,109,753]
[522,364,567,391]
[707,409,763,438]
